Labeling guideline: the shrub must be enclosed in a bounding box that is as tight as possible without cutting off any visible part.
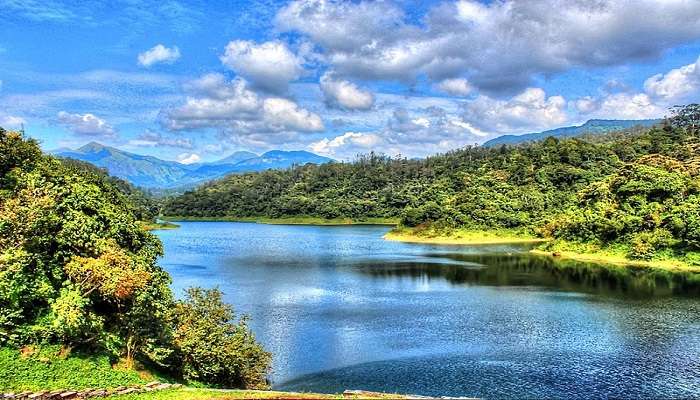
[173,288,271,389]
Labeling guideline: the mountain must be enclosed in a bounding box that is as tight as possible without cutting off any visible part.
[482,119,661,147]
[209,151,257,165]
[52,143,333,189]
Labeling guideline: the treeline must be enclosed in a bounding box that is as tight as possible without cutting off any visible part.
[164,104,700,262]
[0,129,270,388]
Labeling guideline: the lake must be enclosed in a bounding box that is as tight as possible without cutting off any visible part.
[156,221,700,399]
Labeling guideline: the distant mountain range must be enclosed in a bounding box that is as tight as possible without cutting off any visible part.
[482,119,661,147]
[52,142,333,189]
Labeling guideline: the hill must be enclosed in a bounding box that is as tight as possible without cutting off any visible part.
[482,119,660,147]
[162,105,700,268]
[53,143,333,189]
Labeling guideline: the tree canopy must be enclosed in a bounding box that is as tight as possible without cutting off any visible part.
[0,128,270,388]
[164,105,700,263]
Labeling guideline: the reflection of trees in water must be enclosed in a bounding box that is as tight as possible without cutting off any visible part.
[353,253,700,297]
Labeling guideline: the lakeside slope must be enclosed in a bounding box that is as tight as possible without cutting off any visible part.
[386,227,700,274]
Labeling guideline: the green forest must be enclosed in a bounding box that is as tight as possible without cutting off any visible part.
[0,129,271,389]
[164,105,700,266]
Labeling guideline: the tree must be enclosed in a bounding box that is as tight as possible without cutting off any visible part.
[173,287,271,389]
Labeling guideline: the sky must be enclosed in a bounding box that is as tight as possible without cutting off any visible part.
[2,0,700,163]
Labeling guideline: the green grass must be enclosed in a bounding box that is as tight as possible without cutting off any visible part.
[162,216,399,226]
[535,239,700,273]
[385,226,545,245]
[0,346,149,391]
[140,221,180,231]
[116,388,405,399]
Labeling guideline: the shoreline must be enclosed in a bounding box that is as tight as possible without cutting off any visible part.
[529,249,700,273]
[384,228,547,246]
[161,216,399,226]
[385,227,700,274]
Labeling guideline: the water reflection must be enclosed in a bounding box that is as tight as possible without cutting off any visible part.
[156,222,700,398]
[350,251,700,297]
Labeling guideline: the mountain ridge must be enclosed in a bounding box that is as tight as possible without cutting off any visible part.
[52,143,333,189]
[482,119,661,147]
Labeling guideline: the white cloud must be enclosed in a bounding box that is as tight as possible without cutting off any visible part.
[309,131,381,157]
[56,111,116,137]
[277,0,700,93]
[176,152,201,164]
[644,55,700,102]
[575,92,664,120]
[0,115,26,129]
[319,72,374,110]
[461,88,568,133]
[163,75,323,135]
[220,40,303,93]
[262,98,324,132]
[138,44,181,67]
[436,78,472,97]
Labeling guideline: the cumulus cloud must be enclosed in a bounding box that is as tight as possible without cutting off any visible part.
[0,115,26,129]
[574,56,700,120]
[138,44,181,67]
[461,88,568,133]
[309,131,381,157]
[163,74,324,135]
[220,40,303,93]
[644,55,700,102]
[276,0,700,93]
[57,111,116,137]
[319,72,374,110]
[436,78,473,97]
[176,152,201,164]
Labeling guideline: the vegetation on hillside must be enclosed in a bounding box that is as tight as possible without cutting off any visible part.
[0,128,270,389]
[164,105,700,266]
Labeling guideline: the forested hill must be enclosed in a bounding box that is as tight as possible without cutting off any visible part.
[482,118,660,147]
[164,104,700,263]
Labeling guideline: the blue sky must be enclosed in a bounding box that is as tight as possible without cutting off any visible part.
[2,0,700,162]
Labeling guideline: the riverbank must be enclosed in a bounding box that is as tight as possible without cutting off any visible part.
[533,240,700,273]
[161,216,399,226]
[119,388,411,399]
[0,346,410,399]
[141,221,180,231]
[387,227,700,274]
[384,226,546,245]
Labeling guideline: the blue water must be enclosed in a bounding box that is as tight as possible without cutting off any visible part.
[155,222,700,399]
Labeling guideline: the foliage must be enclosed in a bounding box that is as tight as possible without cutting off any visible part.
[164,105,700,264]
[0,345,146,390]
[173,288,271,389]
[0,129,270,389]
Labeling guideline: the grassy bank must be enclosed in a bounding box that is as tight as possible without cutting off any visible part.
[535,240,700,273]
[385,226,546,245]
[387,226,700,274]
[0,347,404,399]
[162,216,399,226]
[0,346,157,391]
[117,388,406,399]
[140,221,180,231]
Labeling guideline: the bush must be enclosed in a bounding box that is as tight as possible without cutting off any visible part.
[173,288,271,389]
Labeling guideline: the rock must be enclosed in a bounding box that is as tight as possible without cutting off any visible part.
[3,393,15,399]
[170,384,182,389]
[154,384,171,390]
[116,389,137,395]
[144,382,160,388]
[59,392,76,399]
[27,392,46,399]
